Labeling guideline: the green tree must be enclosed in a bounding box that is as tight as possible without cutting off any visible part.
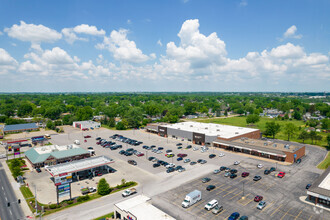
[321,118,330,129]
[293,111,302,120]
[46,120,55,130]
[298,130,309,143]
[284,123,297,141]
[327,134,330,149]
[309,131,322,144]
[264,121,281,139]
[116,121,126,130]
[246,114,260,124]
[97,178,110,196]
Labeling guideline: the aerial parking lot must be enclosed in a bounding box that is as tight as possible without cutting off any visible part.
[39,127,328,219]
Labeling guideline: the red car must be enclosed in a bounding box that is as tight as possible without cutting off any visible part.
[96,141,101,145]
[177,153,187,158]
[254,195,263,202]
[84,135,91,138]
[241,172,249,177]
[137,153,144,157]
[82,128,89,131]
[278,172,286,178]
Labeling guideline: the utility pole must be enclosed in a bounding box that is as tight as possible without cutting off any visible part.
[35,186,38,217]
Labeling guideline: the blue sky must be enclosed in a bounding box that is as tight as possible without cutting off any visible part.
[0,0,329,92]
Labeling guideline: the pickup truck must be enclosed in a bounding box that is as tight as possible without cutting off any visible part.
[122,188,137,197]
[80,187,96,195]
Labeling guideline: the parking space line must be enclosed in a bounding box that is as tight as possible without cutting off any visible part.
[224,214,231,220]
[261,201,273,212]
[270,204,283,217]
[229,190,242,200]
[222,188,238,197]
[308,214,313,220]
[280,207,294,220]
[211,209,226,219]
[294,208,303,220]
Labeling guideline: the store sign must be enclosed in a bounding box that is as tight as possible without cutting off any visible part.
[58,183,70,198]
[54,173,72,185]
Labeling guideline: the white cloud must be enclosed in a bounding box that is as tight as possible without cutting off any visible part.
[62,28,87,44]
[4,21,62,43]
[283,25,302,39]
[0,48,18,74]
[157,39,162,46]
[127,19,132,25]
[73,24,105,36]
[96,29,151,63]
[0,31,3,35]
[239,0,248,7]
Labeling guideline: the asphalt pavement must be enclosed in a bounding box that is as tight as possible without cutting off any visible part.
[0,162,25,220]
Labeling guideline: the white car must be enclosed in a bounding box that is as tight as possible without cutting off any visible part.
[213,169,220,174]
[257,164,263,169]
[219,153,225,157]
[204,199,218,211]
[156,150,162,154]
[193,147,199,151]
[257,201,266,210]
[178,168,186,172]
[234,161,240,165]
[184,158,191,163]
[166,163,175,168]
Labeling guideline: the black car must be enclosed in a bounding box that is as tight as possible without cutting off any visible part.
[186,145,192,149]
[150,145,156,148]
[220,166,226,171]
[143,145,149,149]
[166,149,172,153]
[117,145,122,149]
[96,137,101,140]
[253,175,262,181]
[163,162,169,166]
[230,173,237,179]
[110,146,117,150]
[175,165,183,171]
[124,151,133,156]
[127,148,134,152]
[230,169,237,174]
[264,170,270,175]
[153,163,160,168]
[296,158,302,164]
[209,154,216,159]
[306,184,311,189]
[87,147,93,150]
[119,150,126,155]
[176,143,182,146]
[167,167,175,173]
[197,159,203,163]
[148,156,155,161]
[128,160,137,165]
[206,185,216,191]
[36,168,42,173]
[158,147,164,150]
[269,167,276,172]
[202,177,211,183]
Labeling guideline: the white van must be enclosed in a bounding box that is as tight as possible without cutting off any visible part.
[204,199,218,210]
[74,140,80,145]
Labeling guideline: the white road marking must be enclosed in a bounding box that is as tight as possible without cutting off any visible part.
[5,196,8,201]
[9,210,12,215]
[1,186,4,190]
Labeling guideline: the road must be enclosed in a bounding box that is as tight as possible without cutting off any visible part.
[0,162,25,220]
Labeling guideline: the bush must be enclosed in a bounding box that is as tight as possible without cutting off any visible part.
[77,195,90,202]
[97,178,111,196]
[67,200,74,205]
[49,204,57,209]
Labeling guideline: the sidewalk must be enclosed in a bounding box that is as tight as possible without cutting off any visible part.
[299,196,330,212]
[1,161,35,219]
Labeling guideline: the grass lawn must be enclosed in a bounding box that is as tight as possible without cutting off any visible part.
[101,124,116,130]
[94,212,114,220]
[194,116,328,147]
[317,152,330,170]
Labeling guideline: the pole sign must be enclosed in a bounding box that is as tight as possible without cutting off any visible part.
[54,173,72,185]
[58,183,70,198]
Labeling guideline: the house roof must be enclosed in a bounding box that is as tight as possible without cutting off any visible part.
[25,146,89,164]
[4,123,38,132]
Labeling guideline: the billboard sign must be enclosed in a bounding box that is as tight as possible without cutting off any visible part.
[54,173,72,185]
[58,183,70,198]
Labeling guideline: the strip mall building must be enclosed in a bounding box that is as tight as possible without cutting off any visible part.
[146,122,305,163]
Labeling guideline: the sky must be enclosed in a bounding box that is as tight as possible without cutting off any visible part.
[0,0,329,92]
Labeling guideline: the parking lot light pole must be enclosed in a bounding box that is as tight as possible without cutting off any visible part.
[242,181,245,199]
[276,162,278,170]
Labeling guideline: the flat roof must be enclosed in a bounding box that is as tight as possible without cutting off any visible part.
[45,155,114,176]
[115,195,175,220]
[163,122,259,139]
[232,138,302,153]
[34,144,80,155]
[308,167,330,198]
[213,139,287,156]
[4,123,38,132]
[73,121,100,126]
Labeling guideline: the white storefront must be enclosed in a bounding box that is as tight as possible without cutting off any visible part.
[72,121,101,130]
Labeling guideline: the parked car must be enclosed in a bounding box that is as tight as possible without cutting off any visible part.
[166,149,172,153]
[209,154,216,159]
[36,168,42,173]
[224,172,231,177]
[184,158,191,163]
[296,158,302,163]
[166,167,175,173]
[200,160,207,164]
[128,160,137,165]
[153,163,160,168]
[202,177,211,183]
[257,164,263,169]
[204,199,218,211]
[119,150,126,155]
[193,147,199,151]
[219,153,225,157]
[148,156,155,161]
[137,153,144,157]
[241,172,249,177]
[253,175,262,181]
[277,172,286,178]
[212,205,223,214]
[230,173,237,179]
[257,201,266,210]
[177,153,187,157]
[206,185,216,191]
[177,146,182,149]
[177,157,183,161]
[166,163,175,168]
[239,216,249,220]
[176,143,182,146]
[264,170,270,175]
[186,145,192,149]
[190,161,197,165]
[178,168,186,172]
[84,135,91,138]
[158,147,164,150]
[306,184,312,189]
[175,165,183,171]
[213,169,220,174]
[228,212,240,220]
[87,147,93,150]
[269,167,276,172]
[230,169,237,174]
[225,168,231,172]
[254,195,263,202]
[220,166,227,171]
[96,137,101,140]
[234,161,240,165]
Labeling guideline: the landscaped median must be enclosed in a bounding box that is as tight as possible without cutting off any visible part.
[317,152,330,169]
[18,177,137,216]
[93,212,114,220]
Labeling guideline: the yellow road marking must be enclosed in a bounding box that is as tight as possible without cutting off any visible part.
[295,208,303,220]
[280,207,294,220]
[261,201,273,212]
[229,191,242,200]
[270,204,283,217]
[308,214,313,220]
[244,198,254,206]
[223,188,238,197]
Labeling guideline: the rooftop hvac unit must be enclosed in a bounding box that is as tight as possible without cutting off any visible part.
[217,129,220,131]
[205,127,208,129]
[190,125,193,127]
[235,132,239,134]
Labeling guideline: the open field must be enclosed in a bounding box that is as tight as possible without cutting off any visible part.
[193,116,328,147]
